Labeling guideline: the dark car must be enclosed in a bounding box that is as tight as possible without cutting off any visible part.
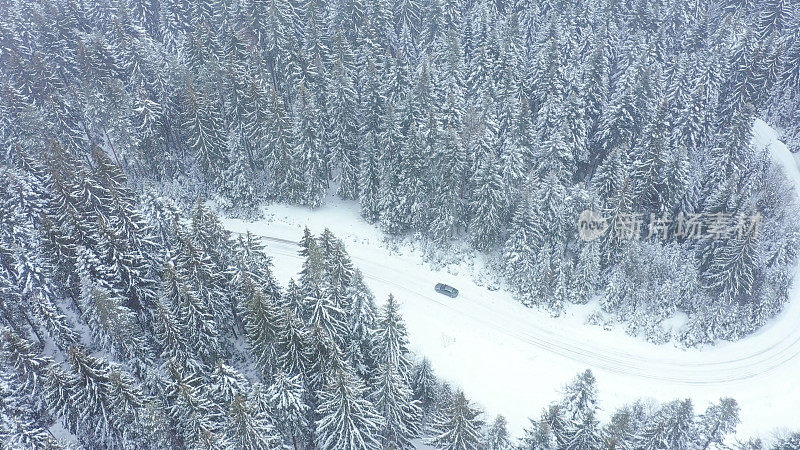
[435,283,459,298]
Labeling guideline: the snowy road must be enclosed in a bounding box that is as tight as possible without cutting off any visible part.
[222,120,800,438]
[254,234,800,385]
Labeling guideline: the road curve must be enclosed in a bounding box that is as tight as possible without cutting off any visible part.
[251,234,800,386]
[224,121,800,434]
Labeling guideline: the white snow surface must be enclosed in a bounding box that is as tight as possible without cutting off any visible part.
[221,120,800,440]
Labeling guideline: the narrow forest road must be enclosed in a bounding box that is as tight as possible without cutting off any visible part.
[258,234,800,385]
[235,229,800,437]
[222,120,800,437]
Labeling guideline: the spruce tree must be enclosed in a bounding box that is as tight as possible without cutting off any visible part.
[315,366,384,450]
[470,153,507,250]
[293,83,328,208]
[244,286,284,376]
[560,369,601,449]
[695,398,740,450]
[371,361,421,448]
[428,390,483,450]
[266,371,310,449]
[277,307,311,378]
[163,361,227,448]
[182,87,228,180]
[227,393,281,449]
[66,346,146,447]
[635,399,696,450]
[327,55,361,200]
[485,415,512,450]
[345,270,380,381]
[410,358,439,419]
[375,294,413,378]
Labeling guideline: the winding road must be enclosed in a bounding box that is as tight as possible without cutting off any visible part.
[257,235,800,385]
[222,120,800,435]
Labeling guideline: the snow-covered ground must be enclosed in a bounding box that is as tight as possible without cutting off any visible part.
[221,120,800,441]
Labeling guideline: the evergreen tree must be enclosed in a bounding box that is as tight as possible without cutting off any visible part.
[293,83,328,208]
[244,286,284,376]
[358,59,387,223]
[371,361,421,448]
[485,415,511,450]
[65,346,146,447]
[327,55,361,200]
[276,307,311,376]
[182,87,228,180]
[266,371,309,449]
[345,270,380,381]
[703,225,761,304]
[267,92,304,203]
[428,390,483,450]
[160,262,221,364]
[559,369,601,449]
[470,153,507,250]
[375,294,413,378]
[315,366,384,450]
[410,358,439,418]
[164,361,228,448]
[635,399,696,450]
[695,398,740,450]
[227,393,281,449]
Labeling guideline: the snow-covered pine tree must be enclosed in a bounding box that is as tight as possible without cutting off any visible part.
[378,105,413,235]
[163,360,229,448]
[160,262,221,365]
[344,270,380,381]
[702,225,761,304]
[410,357,439,420]
[0,327,67,435]
[374,294,413,379]
[428,390,484,450]
[327,52,361,200]
[518,416,556,450]
[266,91,304,203]
[470,151,507,250]
[572,239,601,305]
[558,369,601,449]
[601,401,648,450]
[371,361,421,449]
[357,58,387,223]
[502,191,542,304]
[227,393,282,449]
[635,398,696,450]
[694,398,740,450]
[65,346,146,447]
[78,277,153,375]
[276,307,311,377]
[292,83,328,208]
[182,86,228,181]
[308,283,349,350]
[0,365,66,449]
[265,371,310,448]
[299,227,324,291]
[315,366,384,450]
[244,285,284,377]
[485,415,512,450]
[307,320,346,393]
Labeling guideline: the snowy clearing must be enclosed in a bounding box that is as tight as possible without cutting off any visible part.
[222,120,800,440]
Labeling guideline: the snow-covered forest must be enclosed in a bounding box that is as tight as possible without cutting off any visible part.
[2,0,800,447]
[3,0,800,344]
[0,151,794,448]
